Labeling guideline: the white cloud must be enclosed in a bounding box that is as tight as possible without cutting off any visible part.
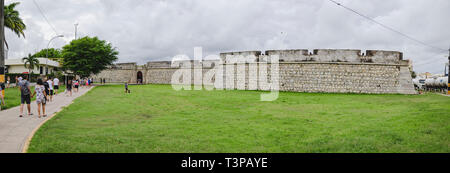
[4,0,450,73]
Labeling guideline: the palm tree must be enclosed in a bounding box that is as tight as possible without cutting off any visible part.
[4,2,26,48]
[22,54,39,80]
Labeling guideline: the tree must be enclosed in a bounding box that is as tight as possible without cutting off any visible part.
[32,48,62,58]
[32,48,64,64]
[4,2,26,48]
[62,36,118,78]
[411,71,417,79]
[22,53,39,80]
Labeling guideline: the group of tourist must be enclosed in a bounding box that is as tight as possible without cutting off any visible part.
[0,76,96,116]
[19,77,95,118]
[99,78,106,85]
[17,76,61,118]
[66,78,93,97]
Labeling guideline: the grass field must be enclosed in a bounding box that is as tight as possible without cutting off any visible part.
[2,86,66,110]
[28,84,450,153]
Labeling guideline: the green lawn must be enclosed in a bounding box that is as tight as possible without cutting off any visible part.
[2,86,66,110]
[28,85,450,153]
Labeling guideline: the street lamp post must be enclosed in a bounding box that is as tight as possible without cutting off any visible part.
[46,35,64,59]
[46,35,64,75]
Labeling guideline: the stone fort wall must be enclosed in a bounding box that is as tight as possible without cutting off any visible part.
[91,49,417,94]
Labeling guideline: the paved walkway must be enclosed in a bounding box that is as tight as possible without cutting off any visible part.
[0,87,93,153]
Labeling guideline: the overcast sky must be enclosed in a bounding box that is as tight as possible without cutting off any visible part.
[4,0,450,73]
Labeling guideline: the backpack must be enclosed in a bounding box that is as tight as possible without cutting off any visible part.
[0,83,4,90]
[20,81,31,95]
[43,82,49,90]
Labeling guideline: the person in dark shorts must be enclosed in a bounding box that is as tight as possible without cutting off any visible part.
[47,78,54,102]
[74,80,79,93]
[19,76,33,117]
[43,77,50,101]
[66,80,73,97]
[53,77,60,95]
[125,82,130,93]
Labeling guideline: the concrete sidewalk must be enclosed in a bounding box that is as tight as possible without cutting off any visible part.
[0,87,93,153]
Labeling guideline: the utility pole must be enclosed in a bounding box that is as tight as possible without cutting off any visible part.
[0,0,5,97]
[74,23,78,40]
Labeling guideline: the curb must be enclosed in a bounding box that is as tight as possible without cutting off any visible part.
[21,107,65,153]
[21,87,95,153]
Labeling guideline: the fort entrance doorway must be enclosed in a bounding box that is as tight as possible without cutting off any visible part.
[137,71,143,84]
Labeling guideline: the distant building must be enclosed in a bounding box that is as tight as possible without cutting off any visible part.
[5,58,60,75]
[417,72,443,79]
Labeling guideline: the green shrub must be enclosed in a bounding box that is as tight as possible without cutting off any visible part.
[6,73,41,83]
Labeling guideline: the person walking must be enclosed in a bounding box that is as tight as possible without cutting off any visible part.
[53,77,60,95]
[15,76,18,88]
[43,77,50,102]
[32,79,47,118]
[17,76,23,88]
[19,76,32,117]
[74,80,79,93]
[47,78,54,102]
[6,76,10,88]
[0,84,5,111]
[66,80,73,97]
[125,81,129,93]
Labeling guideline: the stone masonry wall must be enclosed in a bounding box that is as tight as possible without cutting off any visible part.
[92,69,138,83]
[279,63,401,94]
[91,49,417,94]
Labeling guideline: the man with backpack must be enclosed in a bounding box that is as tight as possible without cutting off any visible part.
[19,76,33,117]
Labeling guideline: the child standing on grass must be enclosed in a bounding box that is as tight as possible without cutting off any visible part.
[125,82,129,93]
[32,79,47,118]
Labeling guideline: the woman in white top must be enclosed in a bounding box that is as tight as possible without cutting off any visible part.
[47,78,54,102]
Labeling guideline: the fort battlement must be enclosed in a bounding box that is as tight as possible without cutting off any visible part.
[91,49,416,94]
[220,49,404,64]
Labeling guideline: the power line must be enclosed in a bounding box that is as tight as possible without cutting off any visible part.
[415,58,445,67]
[328,0,447,53]
[32,0,58,35]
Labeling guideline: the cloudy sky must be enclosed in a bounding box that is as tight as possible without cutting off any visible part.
[4,0,450,73]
